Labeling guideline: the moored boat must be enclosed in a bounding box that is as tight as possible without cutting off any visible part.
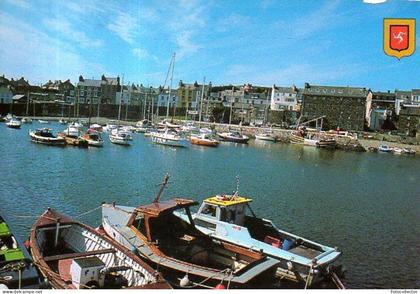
[6,117,21,129]
[174,194,344,288]
[190,133,219,147]
[255,132,277,142]
[101,177,280,289]
[0,214,41,289]
[38,120,49,124]
[109,129,130,146]
[29,208,171,289]
[103,120,118,132]
[218,131,249,144]
[29,128,65,146]
[89,124,103,132]
[21,117,33,124]
[81,129,103,147]
[378,145,392,153]
[151,129,188,147]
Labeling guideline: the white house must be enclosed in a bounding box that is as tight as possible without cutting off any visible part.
[270,85,299,111]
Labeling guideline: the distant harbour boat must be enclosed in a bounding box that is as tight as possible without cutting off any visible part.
[29,128,65,146]
[6,117,21,129]
[218,131,249,144]
[151,129,188,147]
[38,120,49,124]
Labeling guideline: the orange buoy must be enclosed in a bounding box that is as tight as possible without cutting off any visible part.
[214,284,226,289]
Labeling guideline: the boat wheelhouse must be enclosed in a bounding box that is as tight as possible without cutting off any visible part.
[174,194,344,288]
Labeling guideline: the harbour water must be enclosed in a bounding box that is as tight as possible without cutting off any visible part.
[0,122,419,289]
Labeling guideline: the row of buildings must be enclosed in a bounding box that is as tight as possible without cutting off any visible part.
[0,74,419,136]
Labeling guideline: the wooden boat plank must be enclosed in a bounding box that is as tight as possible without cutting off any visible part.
[44,248,116,262]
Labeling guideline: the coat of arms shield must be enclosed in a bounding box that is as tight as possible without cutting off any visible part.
[383,18,416,59]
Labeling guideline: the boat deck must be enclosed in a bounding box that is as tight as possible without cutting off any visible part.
[288,245,322,260]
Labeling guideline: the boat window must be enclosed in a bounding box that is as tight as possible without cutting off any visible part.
[201,204,217,218]
[133,214,147,235]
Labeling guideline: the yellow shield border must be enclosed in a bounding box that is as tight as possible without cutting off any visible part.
[383,18,416,59]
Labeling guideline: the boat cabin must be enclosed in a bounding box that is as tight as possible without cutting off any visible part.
[196,195,252,227]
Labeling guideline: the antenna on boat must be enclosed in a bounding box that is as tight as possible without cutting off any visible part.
[233,175,240,197]
[153,174,170,203]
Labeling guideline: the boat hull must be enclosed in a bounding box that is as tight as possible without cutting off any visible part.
[218,134,249,144]
[29,131,65,146]
[151,135,188,147]
[190,136,219,147]
[255,135,276,142]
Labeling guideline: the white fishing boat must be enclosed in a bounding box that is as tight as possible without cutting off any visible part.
[81,129,104,147]
[255,131,277,142]
[6,117,21,129]
[151,129,188,147]
[62,124,80,137]
[174,193,345,288]
[109,129,130,146]
[378,145,392,153]
[114,127,132,141]
[58,119,67,124]
[103,120,119,132]
[38,119,49,124]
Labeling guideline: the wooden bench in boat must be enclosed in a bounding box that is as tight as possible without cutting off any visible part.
[44,248,116,262]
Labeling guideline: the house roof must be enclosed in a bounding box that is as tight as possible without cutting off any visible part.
[303,84,367,97]
[78,79,103,87]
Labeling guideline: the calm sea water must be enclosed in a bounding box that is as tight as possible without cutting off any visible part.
[0,122,419,289]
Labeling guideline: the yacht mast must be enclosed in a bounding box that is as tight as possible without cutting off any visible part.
[198,77,205,125]
[166,53,175,119]
[118,74,124,123]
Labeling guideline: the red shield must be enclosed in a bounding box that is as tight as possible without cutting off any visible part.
[390,25,409,51]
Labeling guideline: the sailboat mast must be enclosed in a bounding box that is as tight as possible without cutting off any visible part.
[229,86,234,126]
[118,74,124,123]
[166,53,175,119]
[198,77,205,125]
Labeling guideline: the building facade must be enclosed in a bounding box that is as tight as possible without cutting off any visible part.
[0,85,13,104]
[270,85,299,111]
[302,83,368,131]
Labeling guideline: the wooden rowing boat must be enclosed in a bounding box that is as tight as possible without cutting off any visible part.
[29,208,171,289]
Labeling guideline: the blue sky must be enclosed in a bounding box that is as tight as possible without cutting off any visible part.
[0,0,418,91]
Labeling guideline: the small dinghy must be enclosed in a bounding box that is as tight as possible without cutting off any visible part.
[29,208,171,289]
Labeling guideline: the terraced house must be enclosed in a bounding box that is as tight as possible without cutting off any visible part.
[301,83,368,131]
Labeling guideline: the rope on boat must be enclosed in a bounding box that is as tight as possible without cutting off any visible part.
[73,205,102,219]
[174,268,231,289]
[331,272,345,289]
